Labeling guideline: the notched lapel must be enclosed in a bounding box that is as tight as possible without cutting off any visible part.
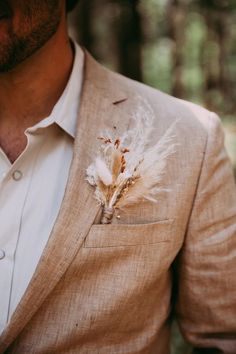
[0,51,130,352]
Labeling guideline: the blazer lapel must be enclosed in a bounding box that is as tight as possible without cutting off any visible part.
[0,51,129,352]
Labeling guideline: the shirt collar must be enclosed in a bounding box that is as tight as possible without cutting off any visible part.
[26,41,84,139]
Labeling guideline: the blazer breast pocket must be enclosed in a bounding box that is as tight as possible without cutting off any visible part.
[83,219,175,248]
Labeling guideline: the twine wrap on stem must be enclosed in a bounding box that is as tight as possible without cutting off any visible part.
[101,207,114,224]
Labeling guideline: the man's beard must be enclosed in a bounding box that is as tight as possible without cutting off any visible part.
[0,0,61,73]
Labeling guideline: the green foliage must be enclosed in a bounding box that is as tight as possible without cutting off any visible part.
[142,40,173,93]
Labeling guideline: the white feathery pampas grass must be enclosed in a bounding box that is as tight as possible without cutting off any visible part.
[86,97,178,224]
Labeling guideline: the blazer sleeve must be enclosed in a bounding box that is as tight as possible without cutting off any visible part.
[175,112,236,354]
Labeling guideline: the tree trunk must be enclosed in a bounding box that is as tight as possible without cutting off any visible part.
[199,0,232,112]
[75,0,95,53]
[116,0,143,81]
[167,0,188,98]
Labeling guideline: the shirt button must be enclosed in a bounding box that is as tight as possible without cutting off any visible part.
[12,170,23,181]
[0,249,5,260]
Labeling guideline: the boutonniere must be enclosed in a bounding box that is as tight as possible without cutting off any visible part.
[86,98,177,224]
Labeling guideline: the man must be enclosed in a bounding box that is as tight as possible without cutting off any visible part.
[0,0,235,353]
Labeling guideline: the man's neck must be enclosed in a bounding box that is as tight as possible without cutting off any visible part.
[0,22,74,163]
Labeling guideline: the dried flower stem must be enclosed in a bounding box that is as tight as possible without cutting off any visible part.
[101,207,114,224]
[86,97,178,224]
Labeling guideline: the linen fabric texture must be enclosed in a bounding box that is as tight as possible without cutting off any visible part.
[0,42,84,332]
[0,49,236,354]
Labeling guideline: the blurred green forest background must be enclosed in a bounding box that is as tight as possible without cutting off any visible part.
[69,0,236,176]
[68,1,236,352]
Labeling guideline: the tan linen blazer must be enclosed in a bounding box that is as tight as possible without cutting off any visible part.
[0,51,236,354]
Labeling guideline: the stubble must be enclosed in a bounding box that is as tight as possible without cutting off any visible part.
[0,0,62,73]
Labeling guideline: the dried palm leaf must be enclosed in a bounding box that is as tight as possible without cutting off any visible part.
[86,97,178,224]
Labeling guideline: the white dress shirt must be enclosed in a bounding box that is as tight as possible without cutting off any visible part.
[0,42,84,334]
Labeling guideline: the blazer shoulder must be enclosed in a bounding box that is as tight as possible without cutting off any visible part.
[105,67,215,137]
[85,51,218,142]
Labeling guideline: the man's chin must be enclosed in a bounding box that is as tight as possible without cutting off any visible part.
[0,35,30,74]
[0,50,20,74]
[0,17,11,38]
[0,63,16,74]
[0,46,14,73]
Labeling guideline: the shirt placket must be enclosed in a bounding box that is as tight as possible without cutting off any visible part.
[0,133,43,333]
